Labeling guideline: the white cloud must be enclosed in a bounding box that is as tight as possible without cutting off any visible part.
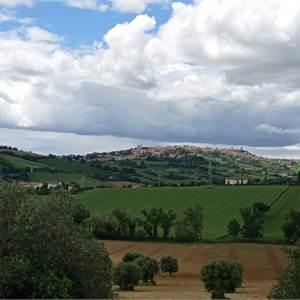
[0,0,35,7]
[61,0,108,12]
[2,0,300,154]
[111,0,169,13]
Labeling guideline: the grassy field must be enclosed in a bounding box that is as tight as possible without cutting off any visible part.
[0,154,47,169]
[74,185,299,240]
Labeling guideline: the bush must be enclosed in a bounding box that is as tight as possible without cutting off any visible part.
[0,185,113,299]
[268,246,300,299]
[113,262,141,291]
[160,256,179,276]
[200,260,243,299]
[122,252,144,263]
[136,256,160,284]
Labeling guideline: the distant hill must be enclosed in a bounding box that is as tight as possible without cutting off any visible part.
[0,145,299,186]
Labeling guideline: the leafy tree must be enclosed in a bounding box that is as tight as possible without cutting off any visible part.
[127,216,140,239]
[141,208,164,239]
[253,202,270,215]
[140,220,153,239]
[268,246,300,299]
[112,208,129,237]
[91,215,118,239]
[136,256,160,284]
[227,219,241,239]
[123,252,144,263]
[282,210,300,243]
[201,260,243,299]
[174,221,195,242]
[73,204,90,225]
[161,210,177,240]
[183,205,204,241]
[0,185,113,299]
[240,207,264,240]
[113,262,141,291]
[160,256,179,276]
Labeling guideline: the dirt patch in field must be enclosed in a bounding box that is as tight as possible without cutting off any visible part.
[105,240,286,299]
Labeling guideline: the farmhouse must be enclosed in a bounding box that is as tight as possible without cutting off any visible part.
[20,182,43,190]
[225,177,249,185]
[47,181,63,189]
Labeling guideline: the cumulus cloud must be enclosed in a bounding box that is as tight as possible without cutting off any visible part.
[0,0,35,7]
[1,0,300,153]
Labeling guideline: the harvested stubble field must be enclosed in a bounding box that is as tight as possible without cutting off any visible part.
[105,240,287,299]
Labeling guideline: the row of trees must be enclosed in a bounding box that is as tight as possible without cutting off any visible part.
[90,206,204,242]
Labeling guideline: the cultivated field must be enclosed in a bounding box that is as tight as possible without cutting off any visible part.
[105,240,287,299]
[75,185,300,240]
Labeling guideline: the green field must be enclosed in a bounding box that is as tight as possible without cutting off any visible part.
[0,154,47,169]
[74,185,300,240]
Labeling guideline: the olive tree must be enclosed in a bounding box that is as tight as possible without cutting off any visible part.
[160,256,179,276]
[113,262,141,291]
[200,260,243,299]
[136,256,160,284]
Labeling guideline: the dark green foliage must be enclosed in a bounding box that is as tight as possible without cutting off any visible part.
[112,208,129,237]
[73,203,91,224]
[160,256,179,276]
[200,260,243,299]
[240,207,264,240]
[268,246,300,299]
[282,210,300,243]
[113,262,141,291]
[253,202,270,215]
[174,221,195,242]
[0,184,112,299]
[182,205,204,241]
[141,208,164,239]
[91,215,118,239]
[136,256,160,284]
[227,219,241,239]
[122,252,144,263]
[161,210,177,240]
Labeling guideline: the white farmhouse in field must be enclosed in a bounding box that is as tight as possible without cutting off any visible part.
[225,177,249,185]
[47,181,63,189]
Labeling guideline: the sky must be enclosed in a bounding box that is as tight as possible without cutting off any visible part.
[0,0,300,158]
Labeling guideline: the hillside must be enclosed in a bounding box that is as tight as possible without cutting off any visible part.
[74,185,300,241]
[0,145,299,186]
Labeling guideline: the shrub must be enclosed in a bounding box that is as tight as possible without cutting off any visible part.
[113,262,141,291]
[122,252,144,263]
[200,260,243,299]
[282,210,300,243]
[160,256,179,276]
[136,256,160,284]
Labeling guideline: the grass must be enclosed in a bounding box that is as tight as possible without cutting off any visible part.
[0,154,47,169]
[74,185,292,240]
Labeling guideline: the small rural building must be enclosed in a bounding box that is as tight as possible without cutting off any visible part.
[20,182,43,190]
[225,177,249,185]
[47,182,63,189]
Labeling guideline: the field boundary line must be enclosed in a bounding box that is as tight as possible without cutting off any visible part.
[264,244,284,274]
[269,185,290,207]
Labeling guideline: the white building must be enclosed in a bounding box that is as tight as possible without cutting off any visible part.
[47,182,63,189]
[20,182,43,190]
[225,177,249,185]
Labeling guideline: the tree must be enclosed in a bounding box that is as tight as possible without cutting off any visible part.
[240,207,264,240]
[227,219,241,239]
[161,210,177,240]
[127,216,140,240]
[268,246,300,299]
[112,209,129,238]
[91,215,118,239]
[201,260,243,299]
[141,208,164,239]
[136,256,160,284]
[123,252,144,263]
[183,205,204,241]
[160,256,179,276]
[174,221,195,242]
[253,202,270,215]
[113,262,141,291]
[282,210,300,243]
[0,185,113,299]
[73,204,90,225]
